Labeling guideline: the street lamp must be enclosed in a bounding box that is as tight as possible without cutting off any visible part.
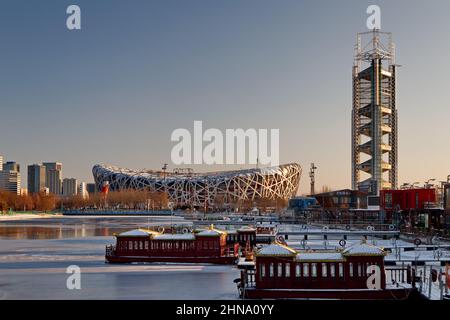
[425,179,435,189]
[401,183,410,190]
[439,181,447,207]
[162,163,168,180]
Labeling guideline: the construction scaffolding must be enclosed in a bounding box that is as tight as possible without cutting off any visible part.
[352,30,398,195]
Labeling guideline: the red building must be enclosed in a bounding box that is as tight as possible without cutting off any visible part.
[238,242,415,299]
[380,188,436,211]
[105,225,239,264]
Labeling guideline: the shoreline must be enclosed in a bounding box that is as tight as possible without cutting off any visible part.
[0,213,62,222]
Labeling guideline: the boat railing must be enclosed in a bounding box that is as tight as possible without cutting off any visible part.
[225,247,234,257]
[105,244,116,257]
[239,267,415,290]
[385,267,416,287]
[242,269,257,288]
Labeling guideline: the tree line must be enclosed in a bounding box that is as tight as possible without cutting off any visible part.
[61,190,169,210]
[0,190,57,212]
[0,188,287,213]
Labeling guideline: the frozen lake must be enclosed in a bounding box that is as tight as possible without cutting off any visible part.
[1,216,448,300]
[0,217,240,300]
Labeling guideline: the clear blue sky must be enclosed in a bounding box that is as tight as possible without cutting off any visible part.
[1,0,449,193]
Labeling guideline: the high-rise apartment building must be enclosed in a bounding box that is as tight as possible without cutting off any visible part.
[86,183,96,195]
[78,182,89,199]
[0,170,21,195]
[43,162,63,195]
[28,164,47,194]
[62,178,78,197]
[0,158,21,195]
[3,161,20,172]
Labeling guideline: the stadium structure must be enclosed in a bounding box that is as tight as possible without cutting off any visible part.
[92,163,301,209]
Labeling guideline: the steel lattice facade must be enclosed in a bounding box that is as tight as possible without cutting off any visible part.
[352,30,398,195]
[92,163,301,208]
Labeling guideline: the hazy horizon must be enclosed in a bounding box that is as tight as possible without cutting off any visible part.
[1,0,450,194]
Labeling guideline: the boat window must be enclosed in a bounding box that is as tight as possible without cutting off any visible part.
[303,263,309,277]
[269,263,274,277]
[322,263,327,277]
[358,263,362,277]
[139,241,143,250]
[349,263,353,277]
[285,263,290,277]
[144,241,148,250]
[129,241,133,250]
[330,263,336,277]
[311,263,317,277]
[260,263,265,278]
[339,263,344,277]
[277,263,283,277]
[295,264,301,277]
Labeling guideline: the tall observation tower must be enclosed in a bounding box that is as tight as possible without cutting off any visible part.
[352,30,398,195]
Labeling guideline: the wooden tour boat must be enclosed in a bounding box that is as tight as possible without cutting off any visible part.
[237,240,419,300]
[105,225,239,264]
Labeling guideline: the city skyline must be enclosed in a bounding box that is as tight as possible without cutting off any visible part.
[1,1,450,193]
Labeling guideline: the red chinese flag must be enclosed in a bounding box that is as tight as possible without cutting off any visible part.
[102,185,109,195]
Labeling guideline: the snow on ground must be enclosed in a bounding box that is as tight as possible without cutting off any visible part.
[0,236,239,300]
[0,214,60,221]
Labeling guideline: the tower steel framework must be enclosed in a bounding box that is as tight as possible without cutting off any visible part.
[352,30,398,195]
